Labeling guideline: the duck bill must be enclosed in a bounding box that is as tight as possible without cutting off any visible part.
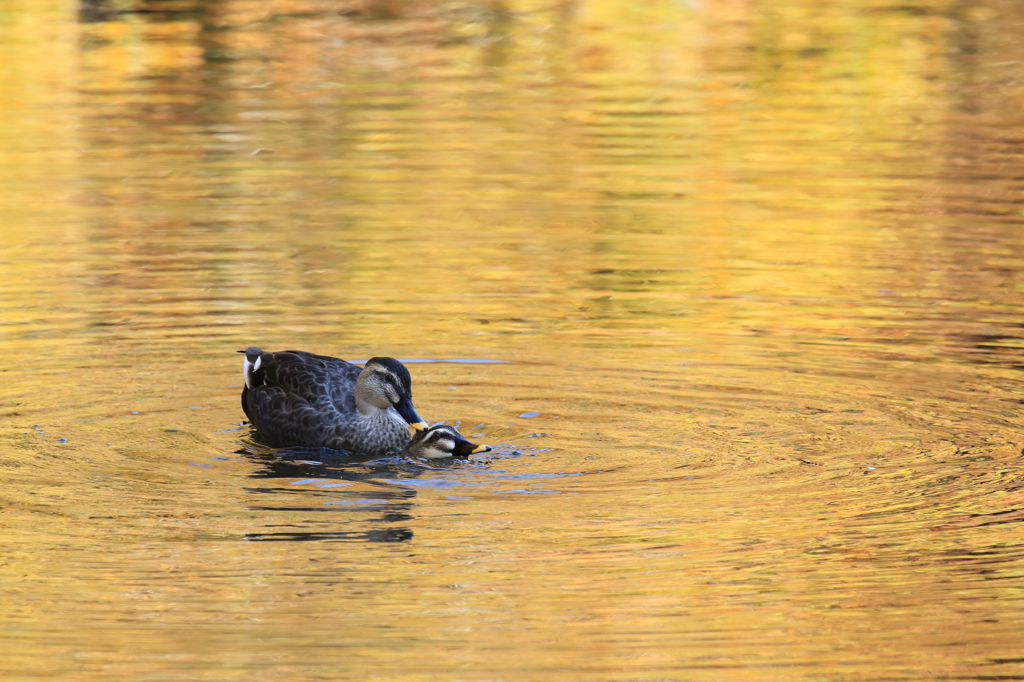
[394,396,427,431]
[452,436,492,456]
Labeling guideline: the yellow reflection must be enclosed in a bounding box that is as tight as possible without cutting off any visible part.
[2,0,1024,680]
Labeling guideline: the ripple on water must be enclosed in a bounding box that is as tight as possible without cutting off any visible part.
[2,0,1024,679]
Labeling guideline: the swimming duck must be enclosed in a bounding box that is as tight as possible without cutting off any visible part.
[405,423,491,459]
[239,347,428,456]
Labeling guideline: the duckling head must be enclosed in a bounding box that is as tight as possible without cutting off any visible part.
[406,424,491,459]
[356,357,428,431]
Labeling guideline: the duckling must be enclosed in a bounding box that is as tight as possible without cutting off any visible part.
[405,423,491,459]
[239,347,428,456]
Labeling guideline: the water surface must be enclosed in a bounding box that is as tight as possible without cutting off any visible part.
[2,0,1024,680]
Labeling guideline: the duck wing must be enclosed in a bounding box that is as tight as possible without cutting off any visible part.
[244,350,362,448]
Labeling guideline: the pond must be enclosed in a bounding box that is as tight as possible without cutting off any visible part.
[2,0,1024,679]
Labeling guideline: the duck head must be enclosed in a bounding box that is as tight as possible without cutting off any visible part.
[239,346,264,388]
[406,423,491,459]
[355,357,428,431]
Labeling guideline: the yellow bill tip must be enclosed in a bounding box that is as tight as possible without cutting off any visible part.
[471,444,491,454]
[410,421,429,432]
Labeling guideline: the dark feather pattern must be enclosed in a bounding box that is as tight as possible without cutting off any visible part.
[240,348,416,455]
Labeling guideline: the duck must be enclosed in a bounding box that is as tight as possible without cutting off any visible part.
[239,347,428,456]
[404,423,491,459]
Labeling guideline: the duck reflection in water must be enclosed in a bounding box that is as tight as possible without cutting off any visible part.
[242,429,489,544]
[244,452,419,543]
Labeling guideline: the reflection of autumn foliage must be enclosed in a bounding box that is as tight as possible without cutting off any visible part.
[3,3,1024,681]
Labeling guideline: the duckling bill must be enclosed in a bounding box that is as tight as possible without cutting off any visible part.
[239,347,428,456]
[405,424,491,459]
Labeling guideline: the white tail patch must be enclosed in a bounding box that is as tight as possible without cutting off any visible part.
[243,355,262,389]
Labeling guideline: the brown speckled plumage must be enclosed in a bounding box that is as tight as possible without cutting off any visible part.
[240,347,424,456]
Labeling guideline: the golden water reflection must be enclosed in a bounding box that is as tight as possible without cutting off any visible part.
[2,0,1024,679]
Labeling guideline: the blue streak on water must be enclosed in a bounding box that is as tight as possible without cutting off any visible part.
[381,471,581,491]
[348,358,509,365]
[440,359,509,364]
[382,479,494,489]
[492,472,582,480]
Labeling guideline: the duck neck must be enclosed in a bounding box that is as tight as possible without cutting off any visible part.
[356,402,390,419]
[354,373,390,418]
